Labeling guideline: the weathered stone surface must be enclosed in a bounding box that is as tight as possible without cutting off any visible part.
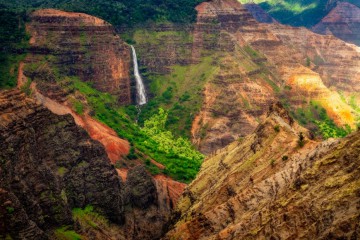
[0,90,124,238]
[26,9,132,104]
[165,103,360,239]
[125,165,158,209]
[312,2,360,46]
[190,0,360,154]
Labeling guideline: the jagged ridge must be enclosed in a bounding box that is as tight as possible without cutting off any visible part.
[165,103,360,239]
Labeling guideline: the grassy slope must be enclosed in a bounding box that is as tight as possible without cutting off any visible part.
[58,77,203,183]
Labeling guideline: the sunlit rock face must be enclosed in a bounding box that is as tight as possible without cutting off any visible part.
[165,103,360,240]
[287,70,355,127]
[190,0,360,154]
[26,9,132,104]
[312,2,360,46]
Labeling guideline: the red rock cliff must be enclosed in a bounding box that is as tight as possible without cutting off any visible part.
[26,9,132,104]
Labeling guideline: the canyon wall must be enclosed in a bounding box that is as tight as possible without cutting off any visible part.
[129,0,359,155]
[0,90,185,240]
[312,2,360,46]
[165,103,360,239]
[0,90,124,238]
[4,9,187,239]
[190,0,360,154]
[26,9,132,104]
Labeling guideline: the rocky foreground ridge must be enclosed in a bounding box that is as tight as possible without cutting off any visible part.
[0,90,183,240]
[165,102,360,239]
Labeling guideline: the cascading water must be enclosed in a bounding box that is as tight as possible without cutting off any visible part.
[131,45,147,106]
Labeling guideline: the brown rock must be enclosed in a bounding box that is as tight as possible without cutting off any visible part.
[165,104,360,240]
[26,9,131,104]
[0,90,124,238]
[312,2,360,46]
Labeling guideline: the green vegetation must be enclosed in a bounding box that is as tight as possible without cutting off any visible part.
[62,77,203,182]
[6,207,15,214]
[292,101,351,139]
[0,9,29,89]
[270,159,276,167]
[72,100,84,115]
[282,155,288,161]
[239,0,360,27]
[72,205,104,229]
[129,55,218,138]
[0,0,205,26]
[20,79,32,96]
[273,125,280,132]
[54,226,82,240]
[142,108,203,171]
[57,167,67,177]
[298,132,305,147]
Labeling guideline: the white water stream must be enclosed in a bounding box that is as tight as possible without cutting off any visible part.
[131,45,147,106]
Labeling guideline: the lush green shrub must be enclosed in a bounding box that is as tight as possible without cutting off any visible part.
[65,79,203,182]
[0,9,29,89]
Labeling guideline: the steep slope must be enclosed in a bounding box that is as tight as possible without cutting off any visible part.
[0,89,124,238]
[126,0,359,156]
[165,103,360,239]
[22,8,203,183]
[188,0,359,153]
[0,90,186,240]
[0,0,205,26]
[26,9,131,104]
[244,3,276,23]
[312,2,360,46]
[238,0,360,27]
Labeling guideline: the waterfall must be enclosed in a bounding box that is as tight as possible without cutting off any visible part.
[131,45,147,106]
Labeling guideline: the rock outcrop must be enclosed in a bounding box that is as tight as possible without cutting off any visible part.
[190,0,360,153]
[129,0,359,154]
[244,4,276,23]
[26,9,132,104]
[0,90,185,240]
[165,103,360,239]
[121,166,186,240]
[0,90,124,238]
[312,2,360,46]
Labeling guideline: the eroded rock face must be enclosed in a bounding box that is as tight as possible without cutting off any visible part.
[26,9,131,104]
[312,2,360,46]
[165,103,360,239]
[0,90,124,238]
[0,90,184,240]
[190,0,360,154]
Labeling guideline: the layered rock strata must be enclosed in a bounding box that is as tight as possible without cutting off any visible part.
[0,90,124,238]
[26,9,132,104]
[312,2,360,46]
[0,90,185,240]
[165,103,360,239]
[190,0,360,153]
